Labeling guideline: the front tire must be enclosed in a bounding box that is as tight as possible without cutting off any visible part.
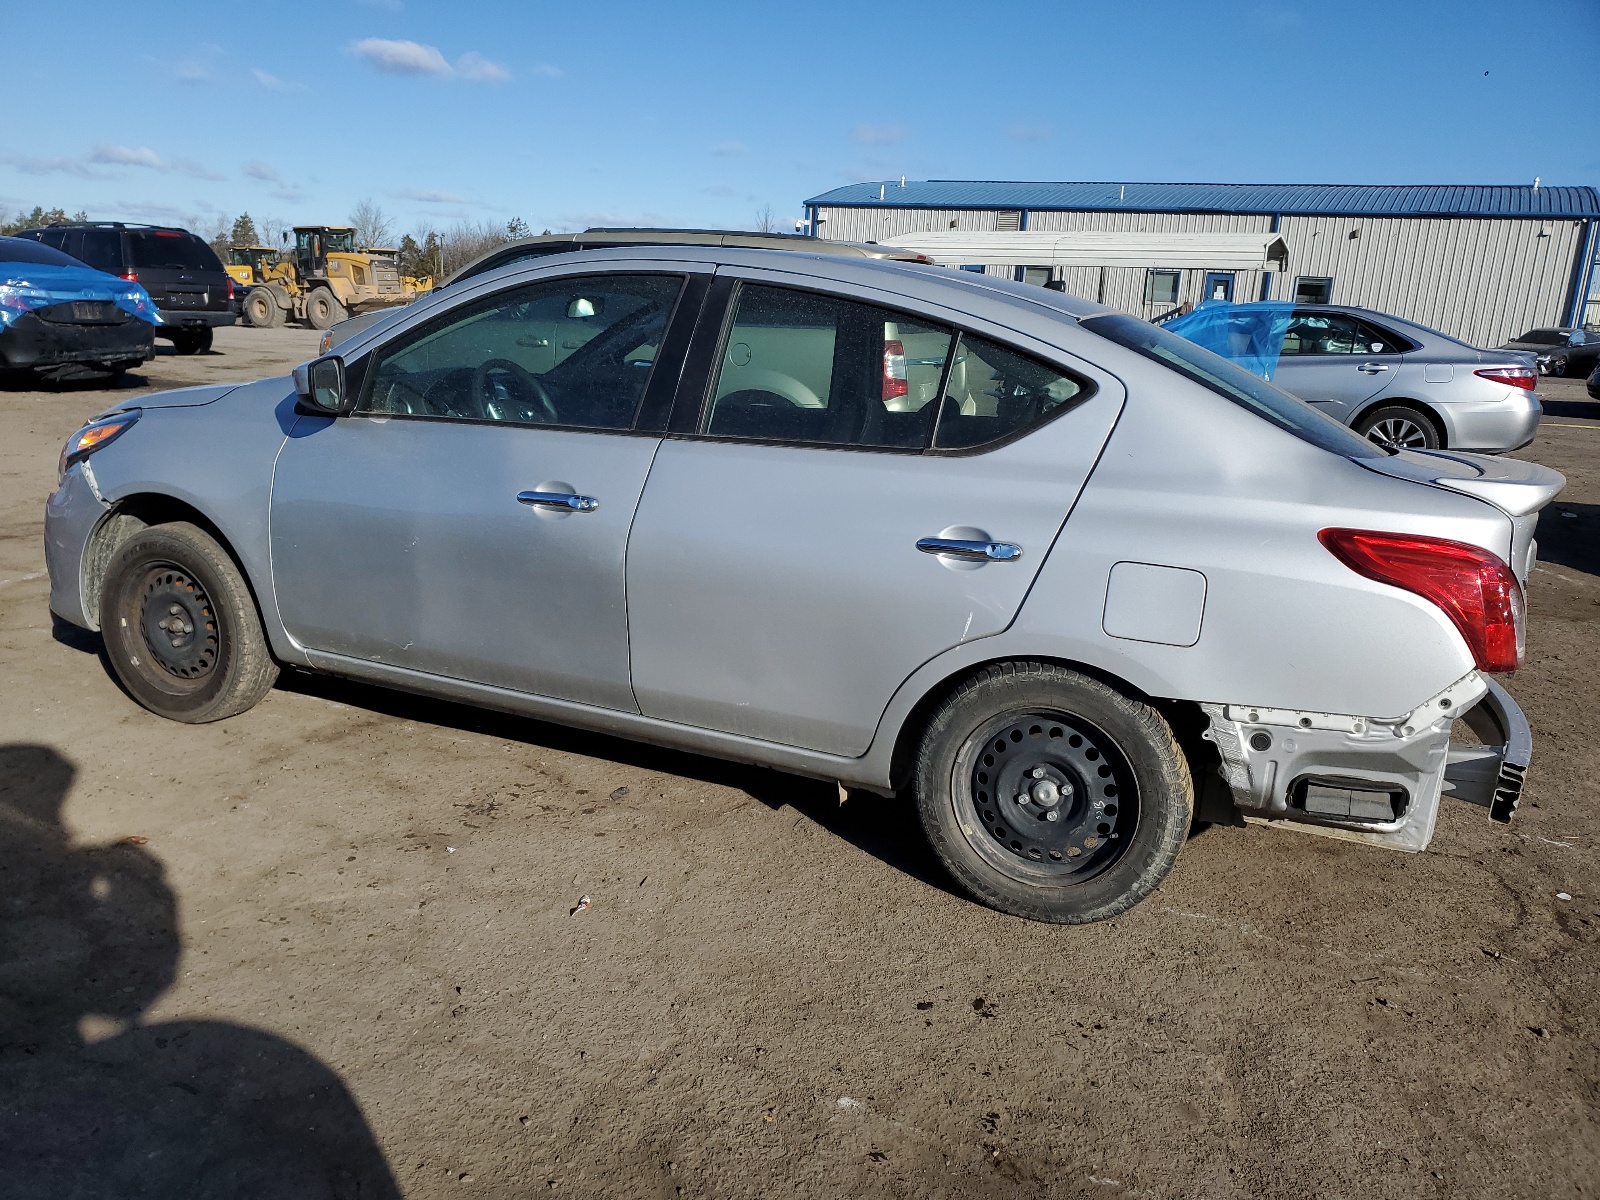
[306,289,347,330]
[244,288,282,329]
[99,522,278,723]
[914,662,1192,924]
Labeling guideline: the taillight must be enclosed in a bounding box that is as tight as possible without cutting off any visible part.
[1475,367,1537,391]
[882,339,907,401]
[226,278,234,300]
[1319,528,1523,673]
[120,271,138,283]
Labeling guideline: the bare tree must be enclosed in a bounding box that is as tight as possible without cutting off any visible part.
[754,203,776,234]
[349,199,395,249]
[259,216,291,249]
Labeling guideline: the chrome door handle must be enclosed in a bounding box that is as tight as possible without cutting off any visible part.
[1358,362,1391,373]
[517,490,599,512]
[916,537,1022,562]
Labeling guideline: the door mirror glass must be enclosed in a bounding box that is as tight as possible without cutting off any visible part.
[293,354,347,414]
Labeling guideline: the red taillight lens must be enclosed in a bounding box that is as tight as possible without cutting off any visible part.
[882,339,907,401]
[1319,528,1523,673]
[226,278,234,300]
[1475,367,1537,391]
[120,271,138,283]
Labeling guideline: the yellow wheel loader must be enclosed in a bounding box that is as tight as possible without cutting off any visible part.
[241,226,432,330]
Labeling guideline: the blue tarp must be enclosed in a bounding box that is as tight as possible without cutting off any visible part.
[1163,301,1294,381]
[0,262,161,330]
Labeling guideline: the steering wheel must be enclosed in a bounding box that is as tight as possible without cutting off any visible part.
[471,358,558,423]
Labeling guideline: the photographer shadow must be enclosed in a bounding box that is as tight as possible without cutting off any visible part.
[0,743,399,1199]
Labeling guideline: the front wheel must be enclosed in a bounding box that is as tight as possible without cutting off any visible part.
[915,663,1192,924]
[99,522,278,722]
[306,289,347,330]
[244,288,282,329]
[1356,405,1440,451]
[1545,356,1568,378]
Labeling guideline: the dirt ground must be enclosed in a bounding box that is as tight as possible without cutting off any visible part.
[1,325,1596,1198]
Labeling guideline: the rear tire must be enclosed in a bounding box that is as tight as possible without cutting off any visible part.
[169,328,213,355]
[306,289,347,330]
[914,662,1192,924]
[98,522,278,723]
[1355,405,1440,451]
[244,288,283,329]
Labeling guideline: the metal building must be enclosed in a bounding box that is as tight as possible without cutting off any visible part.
[801,181,1600,347]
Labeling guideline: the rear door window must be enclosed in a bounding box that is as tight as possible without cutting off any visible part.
[128,231,223,272]
[704,284,954,450]
[1280,311,1367,356]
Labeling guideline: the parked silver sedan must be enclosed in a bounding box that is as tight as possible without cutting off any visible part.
[1166,301,1542,452]
[44,248,1564,923]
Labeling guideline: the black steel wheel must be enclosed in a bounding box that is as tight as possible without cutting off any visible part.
[99,522,278,722]
[915,662,1192,924]
[959,711,1136,880]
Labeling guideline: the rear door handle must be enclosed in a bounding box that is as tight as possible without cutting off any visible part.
[1358,362,1391,373]
[517,490,599,512]
[916,537,1022,562]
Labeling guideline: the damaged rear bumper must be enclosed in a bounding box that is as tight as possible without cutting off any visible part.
[1201,675,1531,853]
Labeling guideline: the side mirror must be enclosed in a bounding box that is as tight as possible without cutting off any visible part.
[292,354,350,415]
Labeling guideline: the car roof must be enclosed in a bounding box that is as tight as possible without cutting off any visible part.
[444,227,929,287]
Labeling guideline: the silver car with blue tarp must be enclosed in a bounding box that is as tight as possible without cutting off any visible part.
[44,248,1563,923]
[1164,300,1543,452]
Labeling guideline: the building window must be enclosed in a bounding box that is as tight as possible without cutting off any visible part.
[1017,266,1053,287]
[1293,275,1334,304]
[959,264,986,273]
[1145,269,1181,305]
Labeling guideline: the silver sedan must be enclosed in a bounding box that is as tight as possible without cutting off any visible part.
[1166,301,1543,452]
[44,248,1564,923]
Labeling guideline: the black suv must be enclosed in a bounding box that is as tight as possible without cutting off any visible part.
[13,223,234,354]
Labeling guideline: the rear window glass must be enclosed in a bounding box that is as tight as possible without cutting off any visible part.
[0,236,78,266]
[1082,313,1385,459]
[128,231,223,272]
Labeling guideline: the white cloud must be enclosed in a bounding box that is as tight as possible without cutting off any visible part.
[456,52,510,82]
[711,141,748,158]
[351,38,452,76]
[703,184,738,198]
[349,38,509,82]
[243,161,283,183]
[90,145,164,169]
[852,124,906,147]
[83,145,225,181]
[3,154,104,179]
[396,189,469,204]
[251,68,305,91]
[175,60,213,83]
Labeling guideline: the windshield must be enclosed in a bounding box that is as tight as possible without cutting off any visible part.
[1081,313,1386,459]
[0,235,78,266]
[326,230,356,253]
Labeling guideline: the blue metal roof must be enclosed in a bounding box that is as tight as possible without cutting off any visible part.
[804,180,1600,219]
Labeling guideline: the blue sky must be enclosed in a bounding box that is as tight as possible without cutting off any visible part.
[2,0,1596,238]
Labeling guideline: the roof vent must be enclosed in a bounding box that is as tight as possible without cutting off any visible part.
[995,211,1022,231]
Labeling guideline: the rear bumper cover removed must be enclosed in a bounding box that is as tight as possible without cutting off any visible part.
[1202,674,1530,853]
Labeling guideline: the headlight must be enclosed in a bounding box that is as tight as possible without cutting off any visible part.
[59,410,140,484]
